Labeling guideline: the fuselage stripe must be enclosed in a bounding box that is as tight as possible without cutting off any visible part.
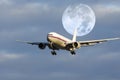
[48,35,67,43]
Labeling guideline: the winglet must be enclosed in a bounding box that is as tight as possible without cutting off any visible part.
[72,27,77,42]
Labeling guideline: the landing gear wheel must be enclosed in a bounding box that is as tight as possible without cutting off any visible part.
[70,51,76,55]
[51,51,57,55]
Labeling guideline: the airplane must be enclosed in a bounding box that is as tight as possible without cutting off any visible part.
[17,29,120,55]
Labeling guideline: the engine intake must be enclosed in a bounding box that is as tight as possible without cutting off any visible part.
[73,42,80,49]
[38,43,46,49]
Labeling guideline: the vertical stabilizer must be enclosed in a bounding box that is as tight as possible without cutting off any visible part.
[72,27,77,42]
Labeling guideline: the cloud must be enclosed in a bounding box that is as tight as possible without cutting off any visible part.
[0,2,62,20]
[0,2,63,34]
[11,3,50,17]
[0,51,25,62]
[0,0,13,5]
[0,2,63,44]
[93,4,120,18]
[0,49,120,80]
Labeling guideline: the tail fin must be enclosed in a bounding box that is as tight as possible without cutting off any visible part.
[72,27,77,42]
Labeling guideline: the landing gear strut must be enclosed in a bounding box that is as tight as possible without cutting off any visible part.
[70,51,76,55]
[51,51,57,55]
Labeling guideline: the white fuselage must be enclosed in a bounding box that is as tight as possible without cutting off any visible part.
[47,32,72,49]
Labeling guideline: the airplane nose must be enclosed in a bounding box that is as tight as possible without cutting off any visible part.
[47,33,52,42]
[47,32,55,42]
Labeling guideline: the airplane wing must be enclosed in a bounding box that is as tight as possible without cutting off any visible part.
[16,40,59,50]
[79,37,120,47]
[16,40,48,45]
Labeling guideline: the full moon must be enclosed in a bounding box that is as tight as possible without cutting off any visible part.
[62,4,96,36]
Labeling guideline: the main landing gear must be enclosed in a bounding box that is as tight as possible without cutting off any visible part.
[51,51,57,55]
[51,51,76,55]
[70,51,76,55]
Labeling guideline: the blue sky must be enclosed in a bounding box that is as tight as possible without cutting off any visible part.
[0,0,120,80]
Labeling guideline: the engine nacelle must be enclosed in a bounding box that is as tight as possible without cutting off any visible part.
[66,42,81,51]
[38,43,46,49]
[73,42,81,49]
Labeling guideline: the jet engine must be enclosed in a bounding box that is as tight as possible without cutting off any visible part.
[38,43,46,49]
[73,42,81,49]
[66,42,81,51]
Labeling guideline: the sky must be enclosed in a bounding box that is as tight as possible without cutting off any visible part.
[0,0,120,80]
